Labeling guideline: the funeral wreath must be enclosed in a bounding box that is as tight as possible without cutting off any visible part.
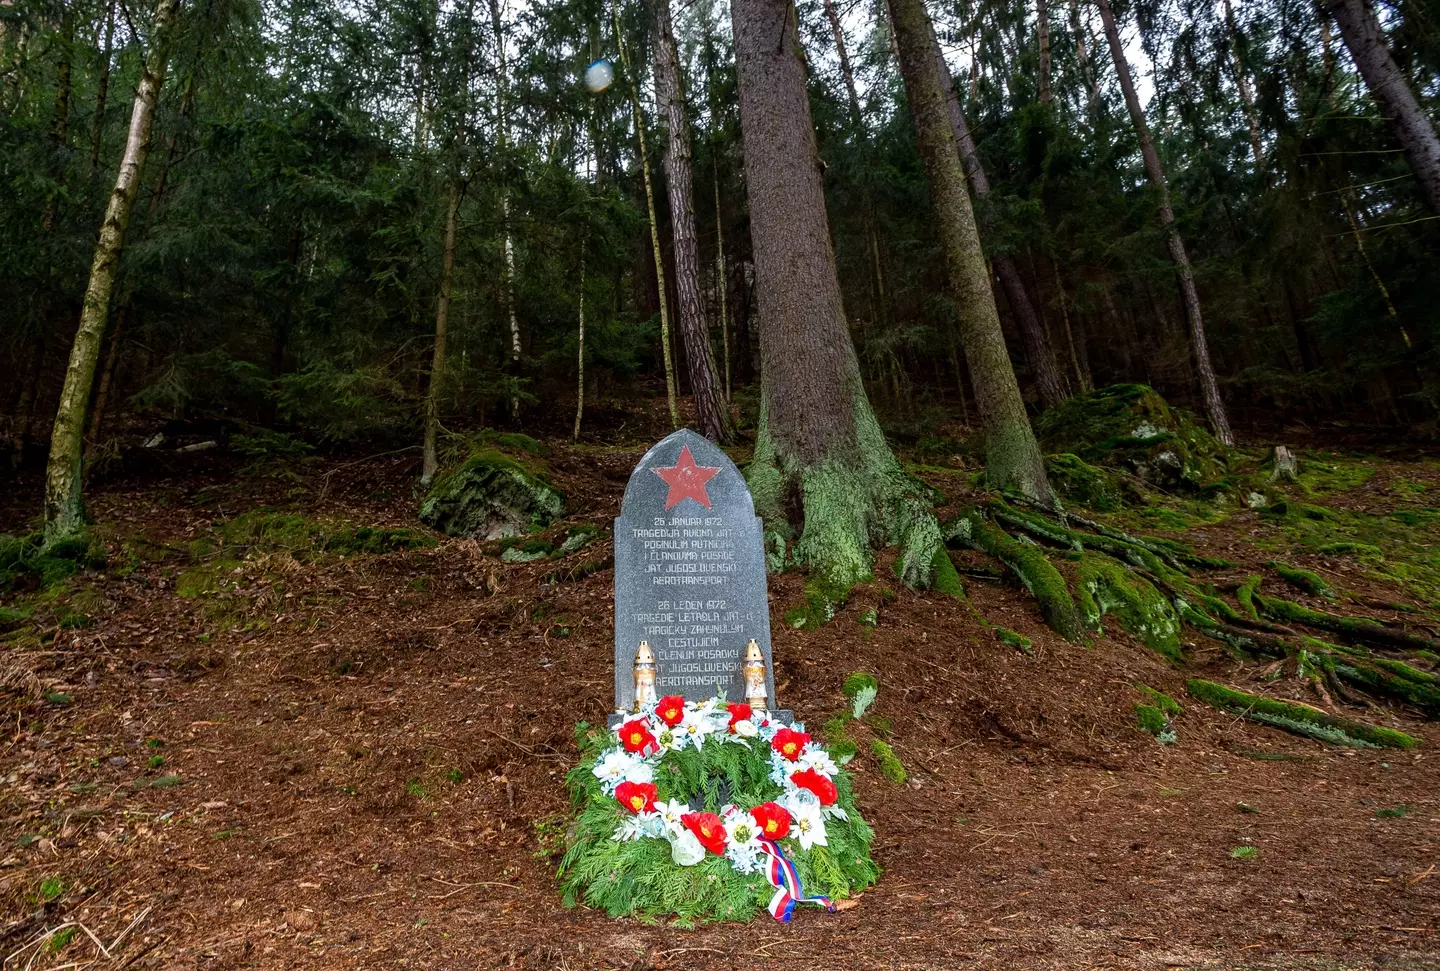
[558,696,879,922]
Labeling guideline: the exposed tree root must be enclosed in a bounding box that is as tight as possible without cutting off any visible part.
[1186,679,1417,749]
[940,498,1436,746]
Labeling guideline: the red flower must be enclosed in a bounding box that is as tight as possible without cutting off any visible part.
[750,801,792,840]
[681,812,729,854]
[726,702,752,732]
[771,727,810,762]
[656,695,686,727]
[615,781,658,815]
[790,768,838,806]
[618,719,657,754]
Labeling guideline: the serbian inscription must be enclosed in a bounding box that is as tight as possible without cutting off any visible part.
[613,429,774,711]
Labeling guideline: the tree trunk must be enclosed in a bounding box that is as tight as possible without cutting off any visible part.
[1326,0,1440,215]
[933,36,1068,409]
[893,0,1056,506]
[654,0,733,444]
[1067,0,1102,118]
[488,0,523,418]
[1095,0,1234,446]
[44,0,180,544]
[574,241,586,442]
[615,10,679,429]
[91,0,116,172]
[10,340,45,471]
[1222,0,1264,172]
[421,180,460,487]
[713,156,731,400]
[84,292,128,467]
[40,12,75,232]
[731,0,942,594]
[1036,0,1052,104]
[1053,257,1090,392]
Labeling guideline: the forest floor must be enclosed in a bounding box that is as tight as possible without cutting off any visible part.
[1,421,1438,971]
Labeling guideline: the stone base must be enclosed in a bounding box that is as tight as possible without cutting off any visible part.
[606,709,795,729]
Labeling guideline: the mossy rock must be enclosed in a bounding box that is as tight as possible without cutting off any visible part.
[1072,552,1183,661]
[419,449,564,540]
[1034,384,1229,492]
[1044,453,1136,512]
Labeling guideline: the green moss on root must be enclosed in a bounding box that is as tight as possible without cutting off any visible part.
[1136,684,1183,714]
[870,740,907,783]
[1254,594,1439,652]
[1073,552,1183,661]
[1269,561,1336,599]
[994,626,1034,655]
[930,547,965,599]
[1135,704,1177,744]
[1186,679,1417,749]
[951,511,1086,642]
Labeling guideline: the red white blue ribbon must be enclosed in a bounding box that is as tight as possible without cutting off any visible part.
[759,839,834,921]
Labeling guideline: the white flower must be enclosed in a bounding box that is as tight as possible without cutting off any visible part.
[654,798,689,833]
[612,811,662,842]
[725,811,763,850]
[790,799,828,851]
[654,727,682,753]
[670,829,706,867]
[624,760,655,784]
[732,719,758,738]
[591,750,639,794]
[725,840,765,874]
[798,748,839,778]
[678,708,720,749]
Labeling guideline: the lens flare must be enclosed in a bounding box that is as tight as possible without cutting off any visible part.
[585,59,615,93]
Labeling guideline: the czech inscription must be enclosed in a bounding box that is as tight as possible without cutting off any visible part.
[613,429,775,711]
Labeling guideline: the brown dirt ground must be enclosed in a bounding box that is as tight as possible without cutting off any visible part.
[1,440,1438,971]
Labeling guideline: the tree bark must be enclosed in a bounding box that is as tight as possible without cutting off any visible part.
[488,0,524,418]
[1222,0,1264,172]
[84,293,128,467]
[1036,0,1052,104]
[894,0,1056,506]
[615,10,679,429]
[713,156,731,401]
[91,0,116,172]
[933,36,1068,409]
[732,0,942,591]
[1095,0,1234,446]
[10,340,45,471]
[1326,0,1440,214]
[654,0,733,444]
[44,0,181,544]
[421,179,460,486]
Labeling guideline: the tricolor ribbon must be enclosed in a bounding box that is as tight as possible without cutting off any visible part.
[758,839,834,922]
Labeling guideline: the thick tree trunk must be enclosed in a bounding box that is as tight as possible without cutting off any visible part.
[1095,0,1234,446]
[933,37,1068,410]
[732,0,942,593]
[654,0,733,444]
[44,0,180,544]
[615,12,679,429]
[421,180,460,487]
[1326,0,1440,215]
[894,0,1057,506]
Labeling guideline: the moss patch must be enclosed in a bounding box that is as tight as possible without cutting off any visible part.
[1269,561,1336,599]
[870,740,907,783]
[1296,453,1376,495]
[1072,552,1183,661]
[419,449,564,540]
[994,626,1034,656]
[1186,679,1416,749]
[1044,453,1134,512]
[1033,384,1230,492]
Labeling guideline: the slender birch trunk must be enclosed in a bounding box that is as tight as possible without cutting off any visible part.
[615,10,679,428]
[44,0,181,544]
[421,180,461,486]
[574,242,586,442]
[822,0,888,325]
[894,0,1056,506]
[91,0,116,172]
[932,36,1068,409]
[713,156,730,400]
[1036,0,1052,104]
[488,0,523,416]
[1325,0,1440,215]
[1222,0,1264,171]
[1095,0,1234,446]
[654,0,732,443]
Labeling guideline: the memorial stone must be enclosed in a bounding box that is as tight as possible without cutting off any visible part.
[612,429,782,717]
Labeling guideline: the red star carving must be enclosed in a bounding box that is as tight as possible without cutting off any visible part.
[653,445,721,510]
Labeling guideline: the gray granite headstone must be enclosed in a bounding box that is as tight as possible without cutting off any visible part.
[612,429,777,715]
